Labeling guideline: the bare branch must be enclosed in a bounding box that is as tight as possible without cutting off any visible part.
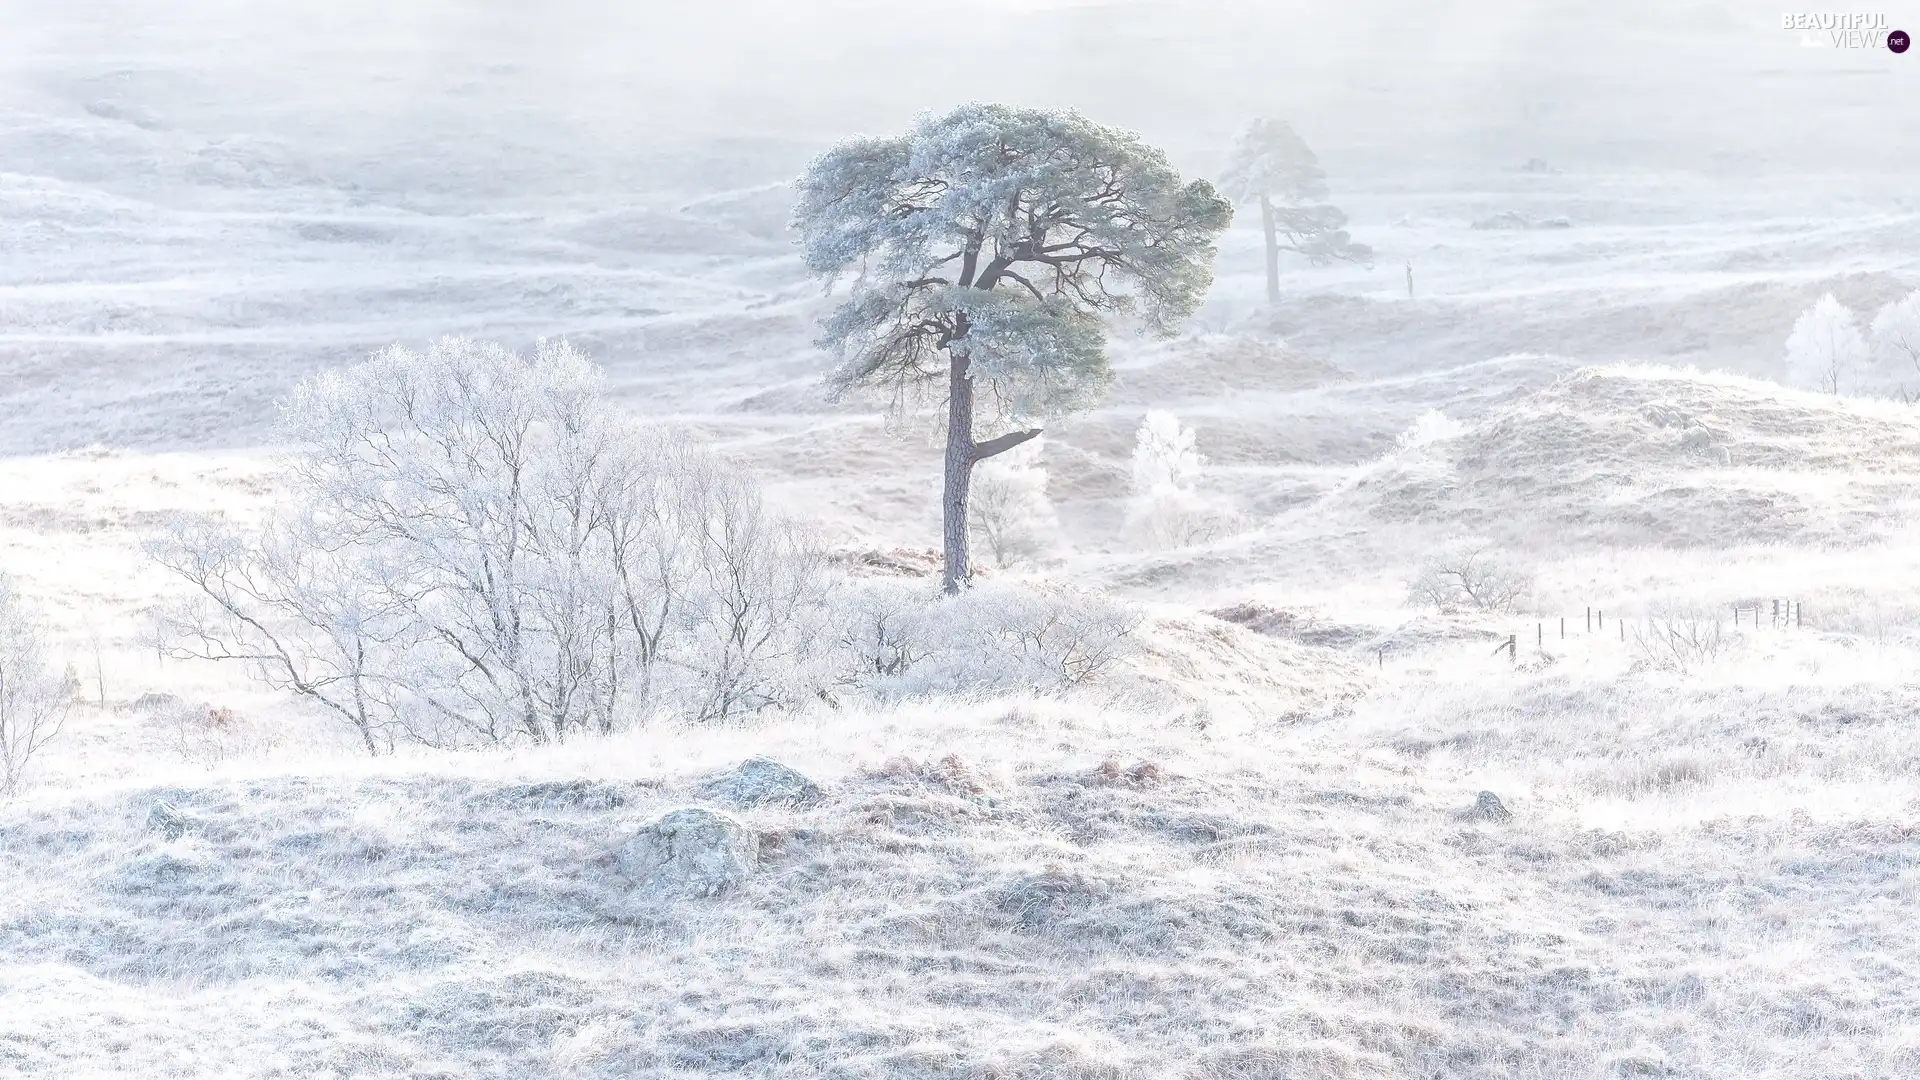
[971,428,1044,463]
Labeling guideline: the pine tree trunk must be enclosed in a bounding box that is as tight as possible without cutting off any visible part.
[1260,194,1280,307]
[941,353,975,594]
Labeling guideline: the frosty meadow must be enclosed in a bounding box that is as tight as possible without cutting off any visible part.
[2,2,1919,1078]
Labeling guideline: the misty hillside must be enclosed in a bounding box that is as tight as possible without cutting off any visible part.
[1345,366,1920,550]
[7,659,1919,1080]
[4,2,1920,1078]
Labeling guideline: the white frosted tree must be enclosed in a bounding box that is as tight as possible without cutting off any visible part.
[968,436,1061,568]
[1125,411,1237,549]
[1394,409,1465,451]
[794,103,1232,593]
[1218,118,1373,306]
[0,574,68,796]
[1784,293,1868,396]
[1131,409,1205,493]
[149,338,825,753]
[1870,290,1920,398]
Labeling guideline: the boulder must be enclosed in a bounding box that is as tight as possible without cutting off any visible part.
[127,691,185,714]
[1470,211,1572,231]
[146,801,193,840]
[614,807,757,899]
[1461,790,1514,822]
[697,758,823,809]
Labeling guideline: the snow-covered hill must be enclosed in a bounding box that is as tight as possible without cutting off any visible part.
[5,650,1917,1078]
[1347,366,1920,550]
[4,4,1920,1076]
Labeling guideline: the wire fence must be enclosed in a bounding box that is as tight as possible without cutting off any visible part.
[1372,600,1810,670]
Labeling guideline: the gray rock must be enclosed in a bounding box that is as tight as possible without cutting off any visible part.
[614,807,757,899]
[1612,1044,1676,1077]
[147,801,192,840]
[1470,210,1572,230]
[697,758,823,809]
[1462,790,1514,822]
[128,691,184,714]
[995,869,1105,931]
[1471,210,1532,230]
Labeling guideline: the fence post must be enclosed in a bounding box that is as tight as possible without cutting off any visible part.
[1796,601,1802,628]
[1772,599,1779,628]
[1620,619,1624,642]
[1538,623,1543,649]
[1586,607,1591,632]
[1560,617,1565,640]
[1599,610,1604,631]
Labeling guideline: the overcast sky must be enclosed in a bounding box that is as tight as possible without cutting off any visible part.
[3,0,1915,191]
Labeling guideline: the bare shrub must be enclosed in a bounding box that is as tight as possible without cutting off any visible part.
[1871,290,1920,399]
[147,338,826,753]
[1127,485,1242,549]
[974,581,1142,689]
[1406,547,1533,614]
[831,578,1141,699]
[83,618,106,708]
[1629,606,1735,674]
[968,437,1061,568]
[833,580,930,683]
[0,575,69,796]
[159,702,269,768]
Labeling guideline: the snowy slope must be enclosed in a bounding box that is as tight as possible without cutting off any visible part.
[3,3,1920,1076]
[5,659,1918,1078]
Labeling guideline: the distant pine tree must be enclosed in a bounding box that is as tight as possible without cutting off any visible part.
[1219,118,1373,306]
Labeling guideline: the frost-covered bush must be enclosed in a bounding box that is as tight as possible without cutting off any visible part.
[968,436,1062,568]
[1870,290,1920,399]
[1406,547,1533,614]
[159,702,273,769]
[148,338,825,753]
[831,578,1140,700]
[1785,294,1868,396]
[1629,604,1736,674]
[0,574,68,796]
[1131,409,1206,492]
[1124,410,1242,549]
[1394,409,1465,450]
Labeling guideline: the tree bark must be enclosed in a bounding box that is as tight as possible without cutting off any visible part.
[1260,194,1280,307]
[942,353,976,594]
[940,354,1044,595]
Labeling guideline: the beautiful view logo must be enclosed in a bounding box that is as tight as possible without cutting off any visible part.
[1781,12,1909,47]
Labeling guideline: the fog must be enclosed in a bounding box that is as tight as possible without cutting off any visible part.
[6,0,1916,199]
[6,3,1920,1076]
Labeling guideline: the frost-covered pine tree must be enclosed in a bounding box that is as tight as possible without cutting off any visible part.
[1784,293,1868,396]
[1218,118,1372,306]
[1870,290,1920,397]
[794,103,1232,593]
